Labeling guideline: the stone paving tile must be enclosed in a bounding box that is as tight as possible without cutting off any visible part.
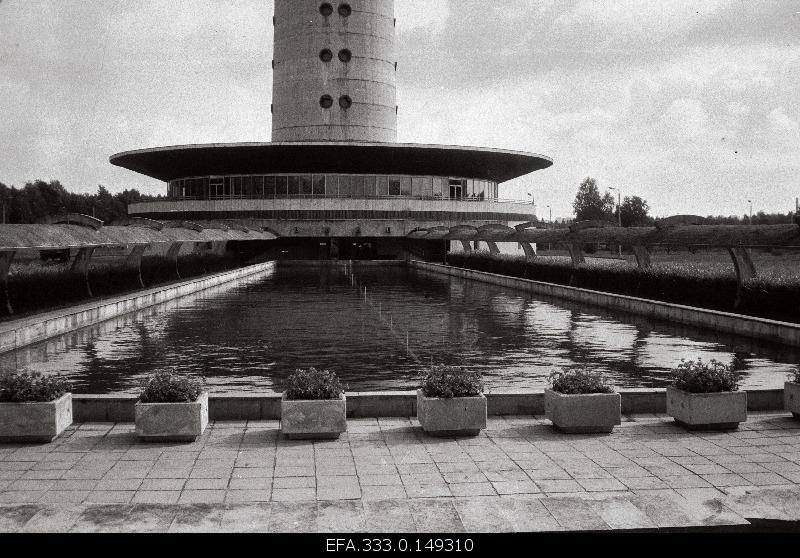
[317,500,365,532]
[541,496,610,531]
[71,504,133,533]
[363,499,415,532]
[20,505,83,532]
[358,470,402,485]
[317,476,361,500]
[701,473,751,487]
[404,483,452,498]
[626,493,704,528]
[120,504,178,533]
[225,489,272,503]
[496,496,562,532]
[2,415,800,531]
[492,480,541,495]
[132,491,181,504]
[168,503,225,533]
[672,488,750,527]
[178,490,227,504]
[268,501,318,533]
[84,491,134,504]
[448,482,496,497]
[454,497,513,533]
[659,475,713,489]
[273,476,315,489]
[577,478,628,492]
[361,485,407,500]
[409,499,464,532]
[271,488,316,501]
[0,504,41,532]
[220,503,271,532]
[739,472,793,486]
[536,479,585,494]
[586,496,658,530]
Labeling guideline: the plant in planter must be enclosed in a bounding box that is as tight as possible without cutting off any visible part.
[281,368,346,440]
[417,366,486,437]
[544,368,620,434]
[0,370,73,443]
[666,359,746,431]
[135,370,208,442]
[785,365,800,420]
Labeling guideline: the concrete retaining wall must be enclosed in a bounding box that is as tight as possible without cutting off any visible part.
[0,261,276,354]
[412,261,800,347]
[71,388,786,422]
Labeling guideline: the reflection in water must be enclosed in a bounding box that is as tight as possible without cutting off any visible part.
[2,263,798,395]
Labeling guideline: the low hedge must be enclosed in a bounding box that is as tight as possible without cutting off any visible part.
[446,252,800,323]
[3,253,242,318]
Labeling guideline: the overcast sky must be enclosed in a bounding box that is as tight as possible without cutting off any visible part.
[1,0,799,219]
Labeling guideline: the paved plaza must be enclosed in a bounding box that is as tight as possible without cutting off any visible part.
[2,412,800,532]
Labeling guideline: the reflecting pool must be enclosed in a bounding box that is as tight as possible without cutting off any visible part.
[3,263,797,394]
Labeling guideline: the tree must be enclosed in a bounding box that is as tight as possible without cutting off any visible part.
[619,195,652,227]
[0,179,161,224]
[572,177,615,222]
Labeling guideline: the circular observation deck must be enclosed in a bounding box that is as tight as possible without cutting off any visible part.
[109,142,553,184]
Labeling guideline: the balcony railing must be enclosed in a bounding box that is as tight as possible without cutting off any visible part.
[163,193,535,206]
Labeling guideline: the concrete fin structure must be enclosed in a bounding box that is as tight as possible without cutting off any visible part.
[111,0,553,260]
[520,242,537,261]
[0,251,15,314]
[126,244,149,288]
[728,245,758,309]
[70,247,96,298]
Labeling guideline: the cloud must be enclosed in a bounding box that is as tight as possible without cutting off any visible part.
[0,0,798,219]
[661,98,711,139]
[768,107,799,132]
[396,0,449,33]
[553,0,731,44]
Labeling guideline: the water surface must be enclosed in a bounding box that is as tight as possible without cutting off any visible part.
[3,263,797,394]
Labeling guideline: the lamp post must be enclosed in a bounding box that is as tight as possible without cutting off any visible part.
[747,200,753,225]
[546,205,552,252]
[609,187,622,256]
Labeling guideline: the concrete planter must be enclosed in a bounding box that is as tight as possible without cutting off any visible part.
[416,389,487,437]
[544,389,621,434]
[785,382,800,419]
[135,391,209,442]
[666,386,747,431]
[281,393,347,440]
[0,393,73,443]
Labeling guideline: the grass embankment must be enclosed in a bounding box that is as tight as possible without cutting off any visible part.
[3,253,241,319]
[447,251,800,324]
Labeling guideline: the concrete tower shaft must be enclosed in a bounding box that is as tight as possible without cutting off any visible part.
[271,0,397,143]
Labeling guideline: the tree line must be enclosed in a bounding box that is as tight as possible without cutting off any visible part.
[571,177,796,227]
[0,180,162,224]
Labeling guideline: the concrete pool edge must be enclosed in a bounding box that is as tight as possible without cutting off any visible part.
[412,260,800,347]
[71,388,785,422]
[0,261,277,355]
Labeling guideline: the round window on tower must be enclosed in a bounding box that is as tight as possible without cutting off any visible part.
[319,49,333,62]
[338,49,352,63]
[320,95,334,109]
[339,95,352,109]
[319,3,334,17]
[338,4,352,17]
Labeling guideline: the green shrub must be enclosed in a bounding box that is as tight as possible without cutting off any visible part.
[284,368,344,401]
[671,359,740,393]
[548,368,614,394]
[140,370,204,403]
[0,370,72,402]
[421,365,483,399]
